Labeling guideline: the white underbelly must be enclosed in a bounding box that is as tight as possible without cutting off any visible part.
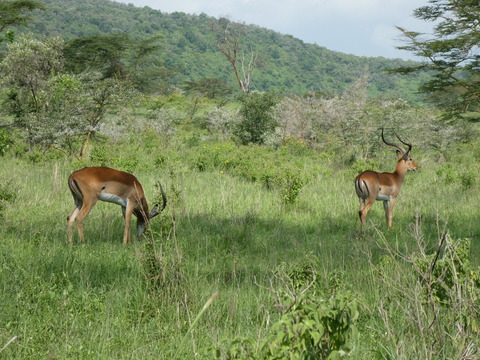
[376,194,391,201]
[99,192,127,207]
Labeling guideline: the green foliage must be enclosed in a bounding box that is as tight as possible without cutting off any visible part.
[278,170,305,205]
[20,0,428,99]
[0,0,44,43]
[89,143,139,173]
[183,78,233,100]
[212,261,359,360]
[63,33,164,88]
[188,142,318,205]
[372,232,480,358]
[263,291,359,359]
[0,180,17,216]
[0,129,13,156]
[394,0,480,120]
[139,233,186,301]
[413,237,480,309]
[235,92,278,145]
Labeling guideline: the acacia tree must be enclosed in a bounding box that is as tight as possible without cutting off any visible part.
[394,0,480,121]
[63,33,169,94]
[0,0,44,44]
[1,35,64,149]
[0,35,127,159]
[211,17,257,94]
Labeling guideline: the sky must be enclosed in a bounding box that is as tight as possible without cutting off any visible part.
[114,0,432,60]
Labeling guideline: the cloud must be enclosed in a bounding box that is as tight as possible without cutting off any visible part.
[114,0,429,59]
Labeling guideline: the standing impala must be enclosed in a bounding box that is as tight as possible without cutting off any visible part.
[355,129,418,228]
[67,167,167,245]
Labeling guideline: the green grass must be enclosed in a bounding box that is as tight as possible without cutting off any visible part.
[1,142,479,358]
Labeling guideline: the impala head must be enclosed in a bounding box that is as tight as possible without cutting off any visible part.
[147,182,167,220]
[136,181,167,236]
[382,128,418,171]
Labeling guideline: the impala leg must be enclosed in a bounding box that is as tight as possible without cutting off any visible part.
[74,198,97,243]
[383,200,390,228]
[384,198,396,229]
[67,207,80,245]
[359,198,375,225]
[123,201,135,245]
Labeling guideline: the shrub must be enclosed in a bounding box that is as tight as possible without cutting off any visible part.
[235,92,278,145]
[372,232,480,359]
[211,260,359,359]
[0,129,13,156]
[0,180,18,216]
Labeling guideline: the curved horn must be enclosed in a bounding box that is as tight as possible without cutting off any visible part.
[381,128,407,154]
[149,181,167,219]
[393,130,412,154]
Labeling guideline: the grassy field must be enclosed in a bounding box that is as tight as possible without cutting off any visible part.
[1,139,479,359]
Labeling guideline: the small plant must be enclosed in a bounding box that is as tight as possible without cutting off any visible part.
[0,180,18,216]
[212,261,359,359]
[279,171,305,205]
[371,230,480,359]
[460,170,475,190]
[263,290,359,359]
[0,129,13,156]
[138,215,186,302]
[436,163,458,184]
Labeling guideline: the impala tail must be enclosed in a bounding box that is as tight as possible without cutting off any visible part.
[67,179,83,221]
[355,178,369,200]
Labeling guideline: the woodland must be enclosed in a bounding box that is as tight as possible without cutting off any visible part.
[22,0,431,99]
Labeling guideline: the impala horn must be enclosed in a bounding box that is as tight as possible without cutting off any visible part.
[148,181,167,219]
[381,128,409,154]
[393,130,412,155]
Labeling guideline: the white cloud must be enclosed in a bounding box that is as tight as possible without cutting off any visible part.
[114,0,430,59]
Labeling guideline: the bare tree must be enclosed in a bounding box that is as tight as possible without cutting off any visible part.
[211,17,257,94]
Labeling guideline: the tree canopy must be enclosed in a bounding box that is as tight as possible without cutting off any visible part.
[0,0,44,43]
[394,0,480,121]
[13,0,429,100]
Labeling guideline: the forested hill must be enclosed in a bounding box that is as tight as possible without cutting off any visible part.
[25,0,426,99]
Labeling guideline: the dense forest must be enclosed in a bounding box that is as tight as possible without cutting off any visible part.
[19,0,429,100]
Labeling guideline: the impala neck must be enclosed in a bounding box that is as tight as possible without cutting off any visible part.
[393,159,408,183]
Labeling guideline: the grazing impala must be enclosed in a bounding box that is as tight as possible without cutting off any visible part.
[355,129,418,228]
[67,167,167,245]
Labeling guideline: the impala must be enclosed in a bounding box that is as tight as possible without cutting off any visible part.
[67,167,167,245]
[355,129,418,228]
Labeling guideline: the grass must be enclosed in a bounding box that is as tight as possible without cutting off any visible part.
[0,141,479,358]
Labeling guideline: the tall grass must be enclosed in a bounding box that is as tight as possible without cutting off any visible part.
[0,139,479,358]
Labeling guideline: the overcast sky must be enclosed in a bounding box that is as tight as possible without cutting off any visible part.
[114,0,432,60]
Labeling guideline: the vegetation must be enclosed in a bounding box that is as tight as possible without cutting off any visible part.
[7,0,429,100]
[394,0,480,121]
[0,0,480,358]
[0,0,44,43]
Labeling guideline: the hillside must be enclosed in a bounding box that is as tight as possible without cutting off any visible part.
[22,0,427,99]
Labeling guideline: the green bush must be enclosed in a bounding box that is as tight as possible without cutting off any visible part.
[235,92,278,145]
[0,180,17,216]
[212,288,359,359]
[0,129,13,156]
